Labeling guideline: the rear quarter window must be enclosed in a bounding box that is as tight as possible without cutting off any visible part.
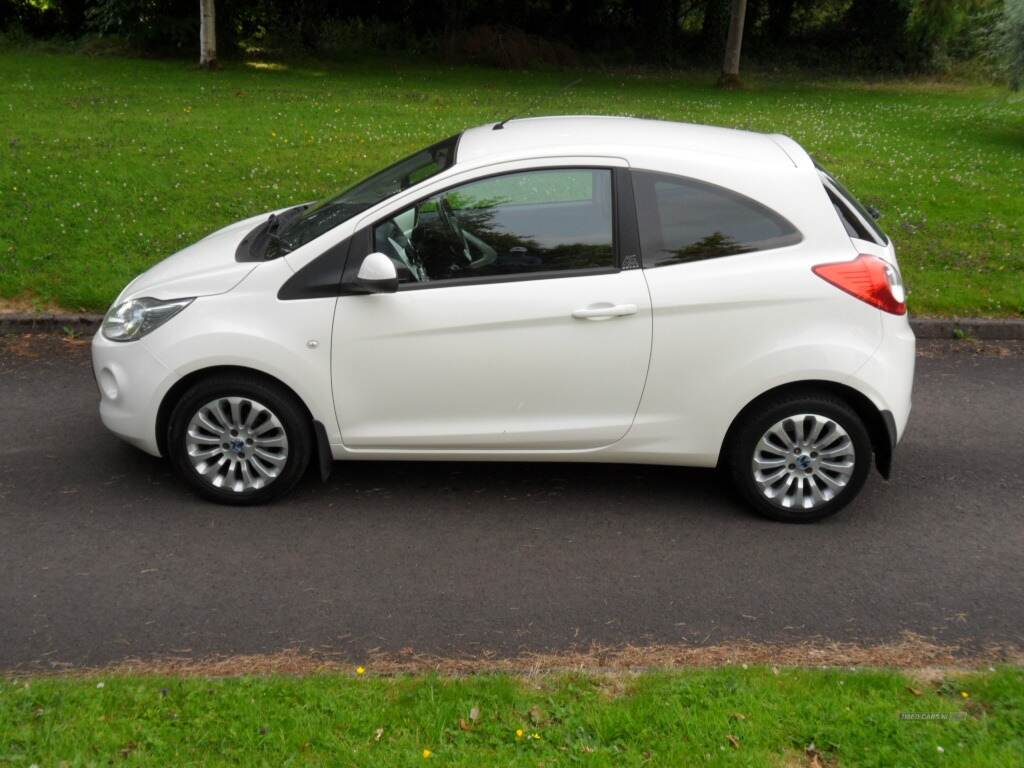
[633,171,802,268]
[815,164,888,246]
[825,186,870,240]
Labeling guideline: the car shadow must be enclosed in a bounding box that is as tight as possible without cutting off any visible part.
[288,457,754,521]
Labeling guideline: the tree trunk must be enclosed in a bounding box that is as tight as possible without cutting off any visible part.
[719,0,747,87]
[199,0,218,70]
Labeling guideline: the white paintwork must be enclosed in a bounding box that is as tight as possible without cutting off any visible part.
[332,269,651,450]
[356,252,398,282]
[456,117,793,169]
[92,117,915,490]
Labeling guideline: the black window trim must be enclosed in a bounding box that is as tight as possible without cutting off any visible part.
[339,164,632,295]
[629,169,804,270]
[819,174,888,247]
[824,185,870,241]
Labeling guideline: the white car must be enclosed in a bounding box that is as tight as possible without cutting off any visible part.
[92,116,915,522]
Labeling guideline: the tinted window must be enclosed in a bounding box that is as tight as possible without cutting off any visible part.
[818,168,888,245]
[633,171,801,268]
[825,186,868,240]
[373,168,616,285]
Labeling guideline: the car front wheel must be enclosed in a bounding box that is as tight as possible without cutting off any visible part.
[728,393,872,523]
[167,374,312,505]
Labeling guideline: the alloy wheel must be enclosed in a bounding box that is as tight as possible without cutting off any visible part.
[185,396,289,493]
[750,413,856,511]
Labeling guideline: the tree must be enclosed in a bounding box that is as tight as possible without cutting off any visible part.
[719,0,747,87]
[992,0,1024,89]
[199,0,217,69]
[907,0,969,70]
[700,0,730,55]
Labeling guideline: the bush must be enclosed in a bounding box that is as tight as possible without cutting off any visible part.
[86,0,195,54]
[311,17,431,59]
[454,25,579,69]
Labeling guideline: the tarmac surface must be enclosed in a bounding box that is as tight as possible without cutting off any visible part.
[1,335,1021,669]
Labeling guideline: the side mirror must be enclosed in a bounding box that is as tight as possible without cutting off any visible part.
[351,252,399,294]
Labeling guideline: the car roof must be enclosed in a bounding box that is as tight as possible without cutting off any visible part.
[455,116,799,168]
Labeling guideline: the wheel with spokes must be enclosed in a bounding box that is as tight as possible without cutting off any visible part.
[167,374,312,505]
[728,392,872,522]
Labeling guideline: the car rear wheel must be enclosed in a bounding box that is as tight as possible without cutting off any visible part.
[728,392,872,523]
[167,373,312,505]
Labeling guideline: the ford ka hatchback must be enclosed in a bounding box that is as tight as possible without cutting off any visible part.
[92,117,915,522]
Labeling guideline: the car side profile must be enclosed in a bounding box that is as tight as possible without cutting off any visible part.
[92,116,915,522]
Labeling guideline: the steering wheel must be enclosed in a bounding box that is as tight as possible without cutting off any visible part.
[437,196,472,265]
[377,219,426,281]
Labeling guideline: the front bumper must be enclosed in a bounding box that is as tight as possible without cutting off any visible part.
[91,333,176,456]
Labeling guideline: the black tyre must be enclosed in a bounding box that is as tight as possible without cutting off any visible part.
[167,373,313,505]
[727,391,872,523]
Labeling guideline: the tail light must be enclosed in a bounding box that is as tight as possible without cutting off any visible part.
[812,254,906,315]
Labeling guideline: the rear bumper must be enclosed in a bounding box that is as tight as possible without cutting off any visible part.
[855,312,916,475]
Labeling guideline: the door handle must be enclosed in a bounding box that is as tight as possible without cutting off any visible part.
[571,303,638,320]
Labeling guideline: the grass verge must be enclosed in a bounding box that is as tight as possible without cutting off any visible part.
[1,49,1022,315]
[2,665,1022,766]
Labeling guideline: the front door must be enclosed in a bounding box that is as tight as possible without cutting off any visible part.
[331,166,652,451]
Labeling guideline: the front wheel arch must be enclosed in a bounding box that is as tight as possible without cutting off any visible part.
[156,365,316,459]
[718,380,894,479]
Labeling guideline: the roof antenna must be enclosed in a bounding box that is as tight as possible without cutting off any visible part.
[493,78,582,130]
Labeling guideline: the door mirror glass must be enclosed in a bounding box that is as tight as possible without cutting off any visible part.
[352,251,399,293]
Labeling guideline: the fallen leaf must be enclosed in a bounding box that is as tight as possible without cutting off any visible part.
[730,712,747,721]
[726,734,740,749]
[907,686,922,697]
[529,705,545,724]
[458,718,471,731]
[469,706,480,722]
[373,727,384,742]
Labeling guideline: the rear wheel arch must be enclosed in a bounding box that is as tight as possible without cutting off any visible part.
[719,380,894,479]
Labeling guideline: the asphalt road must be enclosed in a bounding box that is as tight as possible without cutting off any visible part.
[1,335,1022,669]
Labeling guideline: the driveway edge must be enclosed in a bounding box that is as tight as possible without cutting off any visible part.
[2,312,1024,340]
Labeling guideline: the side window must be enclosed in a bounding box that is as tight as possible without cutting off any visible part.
[633,170,801,268]
[372,168,616,285]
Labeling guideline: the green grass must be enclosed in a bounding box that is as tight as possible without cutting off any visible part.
[1,667,1021,766]
[1,49,1022,315]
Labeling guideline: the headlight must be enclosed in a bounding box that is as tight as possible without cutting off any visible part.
[101,297,193,342]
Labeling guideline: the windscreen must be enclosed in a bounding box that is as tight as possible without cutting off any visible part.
[272,134,460,255]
